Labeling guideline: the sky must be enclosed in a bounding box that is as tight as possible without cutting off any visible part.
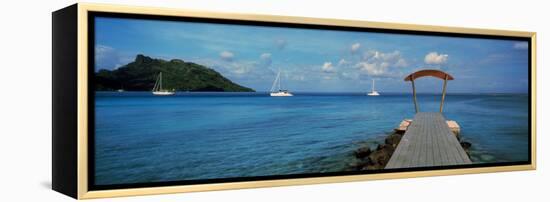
[95,17,529,93]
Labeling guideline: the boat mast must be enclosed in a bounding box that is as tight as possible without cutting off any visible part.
[278,69,282,91]
[159,72,163,91]
[153,73,159,92]
[372,79,375,92]
[270,69,280,92]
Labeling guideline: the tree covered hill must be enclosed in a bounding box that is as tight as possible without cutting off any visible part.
[95,54,254,92]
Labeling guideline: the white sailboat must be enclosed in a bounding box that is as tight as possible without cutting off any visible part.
[270,69,293,97]
[152,72,175,96]
[368,79,380,96]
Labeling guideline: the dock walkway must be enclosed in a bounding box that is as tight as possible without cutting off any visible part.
[385,112,471,169]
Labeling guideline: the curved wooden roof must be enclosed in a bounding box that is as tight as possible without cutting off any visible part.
[404,69,454,81]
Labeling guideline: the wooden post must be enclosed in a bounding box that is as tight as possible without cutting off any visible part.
[411,76,419,113]
[440,75,448,113]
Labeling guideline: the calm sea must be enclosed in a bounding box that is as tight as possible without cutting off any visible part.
[94,92,529,185]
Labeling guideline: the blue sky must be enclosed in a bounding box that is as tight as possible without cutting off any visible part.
[95,17,529,93]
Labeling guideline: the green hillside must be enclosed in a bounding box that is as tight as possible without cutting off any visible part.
[95,54,254,92]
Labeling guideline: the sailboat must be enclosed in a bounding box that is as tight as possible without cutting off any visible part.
[152,72,175,96]
[117,84,125,92]
[270,69,293,97]
[368,79,380,96]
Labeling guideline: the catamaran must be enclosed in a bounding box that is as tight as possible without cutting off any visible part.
[152,72,175,96]
[270,69,293,97]
[368,79,380,96]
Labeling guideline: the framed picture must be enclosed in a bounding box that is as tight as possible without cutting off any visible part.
[52,3,536,199]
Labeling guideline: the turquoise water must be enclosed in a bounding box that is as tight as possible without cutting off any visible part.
[94,92,529,185]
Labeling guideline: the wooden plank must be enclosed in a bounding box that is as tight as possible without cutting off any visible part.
[390,126,412,167]
[415,116,427,166]
[431,113,443,166]
[443,117,462,164]
[437,116,455,165]
[385,112,471,169]
[403,114,423,167]
[440,115,471,165]
[433,114,447,165]
[424,113,435,166]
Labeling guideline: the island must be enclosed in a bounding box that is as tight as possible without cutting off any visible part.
[95,54,255,92]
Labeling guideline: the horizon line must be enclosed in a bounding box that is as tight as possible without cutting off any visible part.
[96,90,529,95]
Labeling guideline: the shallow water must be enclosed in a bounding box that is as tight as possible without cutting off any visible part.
[94,92,529,185]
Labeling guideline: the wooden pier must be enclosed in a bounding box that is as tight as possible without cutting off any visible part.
[385,112,472,169]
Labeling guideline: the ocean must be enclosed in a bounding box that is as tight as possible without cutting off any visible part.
[94,92,529,185]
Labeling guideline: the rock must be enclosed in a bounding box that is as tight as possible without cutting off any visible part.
[349,160,370,170]
[354,147,372,159]
[394,119,412,133]
[380,144,395,153]
[366,164,384,170]
[446,120,461,139]
[460,141,472,149]
[368,144,394,165]
[376,144,383,151]
[459,141,472,158]
[385,133,403,147]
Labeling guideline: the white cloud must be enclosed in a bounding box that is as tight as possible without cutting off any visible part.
[322,62,335,73]
[351,43,361,53]
[363,50,403,63]
[230,62,256,75]
[354,62,392,77]
[292,75,305,81]
[395,58,408,67]
[96,44,114,55]
[232,66,249,74]
[479,53,507,65]
[259,53,272,67]
[275,39,287,50]
[194,56,276,82]
[353,50,408,78]
[95,45,133,70]
[513,42,528,49]
[260,53,272,60]
[424,52,448,65]
[338,58,350,66]
[340,71,359,80]
[220,51,234,61]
